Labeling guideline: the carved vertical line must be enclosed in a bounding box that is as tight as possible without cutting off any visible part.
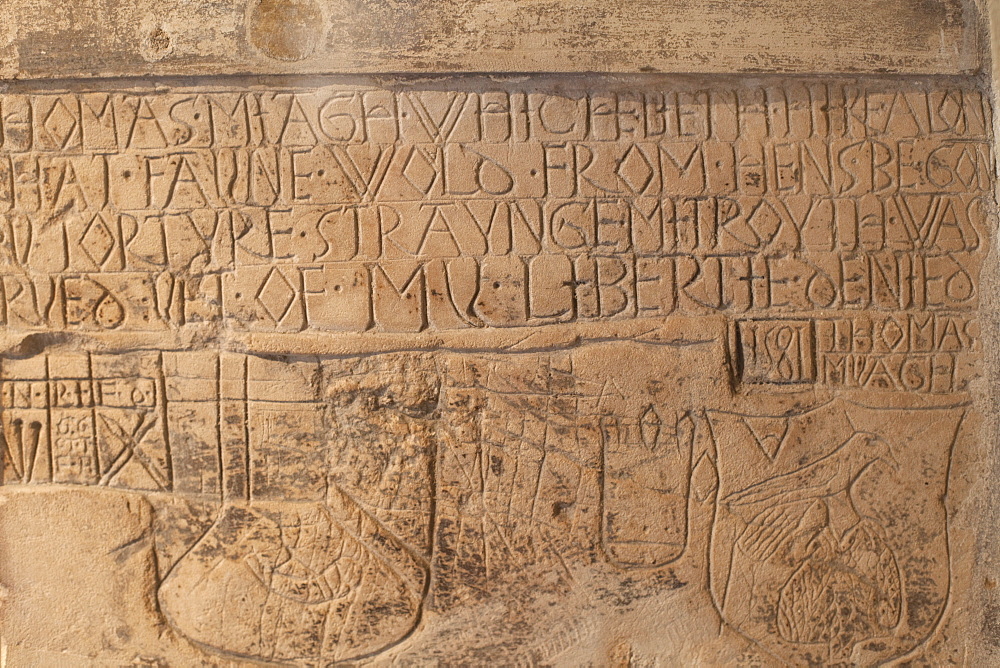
[39,353,51,483]
[0,357,6,486]
[242,353,250,502]
[157,350,173,492]
[215,351,224,503]
[87,351,97,482]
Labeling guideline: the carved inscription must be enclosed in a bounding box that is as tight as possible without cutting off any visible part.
[0,84,988,344]
[0,76,989,665]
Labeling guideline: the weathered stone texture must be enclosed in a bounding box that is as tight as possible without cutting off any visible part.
[0,2,997,666]
[0,0,982,79]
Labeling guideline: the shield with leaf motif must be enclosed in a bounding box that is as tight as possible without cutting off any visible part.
[706,399,965,665]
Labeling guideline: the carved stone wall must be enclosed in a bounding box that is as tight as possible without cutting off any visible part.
[0,2,997,666]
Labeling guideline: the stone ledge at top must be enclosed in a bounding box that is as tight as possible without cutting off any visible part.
[0,0,984,80]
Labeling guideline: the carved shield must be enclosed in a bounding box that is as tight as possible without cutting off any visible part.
[706,399,965,665]
[159,495,428,663]
[159,353,437,663]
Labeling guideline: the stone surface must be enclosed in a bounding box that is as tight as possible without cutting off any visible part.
[0,2,998,667]
[0,0,983,79]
